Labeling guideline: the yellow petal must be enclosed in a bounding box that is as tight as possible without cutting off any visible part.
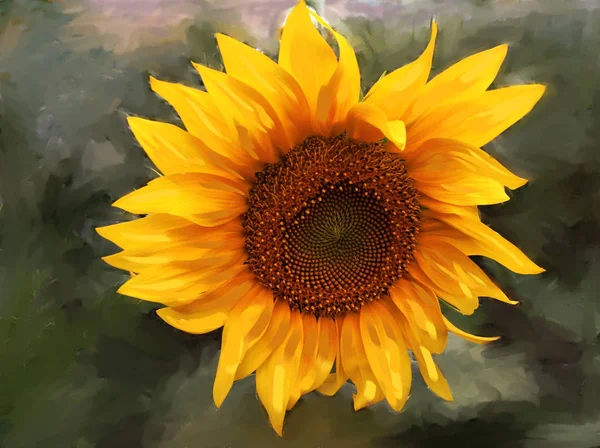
[148,77,253,166]
[405,44,508,124]
[235,299,291,380]
[103,245,243,274]
[364,21,437,121]
[286,314,319,410]
[416,237,518,307]
[101,220,244,272]
[389,303,453,401]
[214,286,274,407]
[454,84,546,148]
[215,33,310,148]
[308,10,360,135]
[256,310,304,436]
[340,313,384,410]
[443,315,500,344]
[415,175,509,206]
[419,196,480,221]
[317,318,348,396]
[112,173,248,227]
[409,253,479,315]
[117,254,247,304]
[408,84,546,150]
[346,102,407,150]
[155,270,255,333]
[278,0,337,121]
[424,212,545,275]
[389,278,448,354]
[405,138,528,190]
[192,62,284,163]
[127,117,246,180]
[96,214,197,249]
[303,317,338,393]
[359,301,412,411]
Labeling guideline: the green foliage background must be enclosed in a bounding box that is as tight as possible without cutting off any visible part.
[1,0,599,446]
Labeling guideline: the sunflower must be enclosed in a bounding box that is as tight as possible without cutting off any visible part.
[97,0,545,436]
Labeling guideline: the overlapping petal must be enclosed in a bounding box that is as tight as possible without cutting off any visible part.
[148,77,256,166]
[309,10,361,135]
[389,278,448,354]
[213,285,275,407]
[100,220,244,273]
[127,117,248,180]
[112,173,249,227]
[235,300,292,380]
[287,314,319,409]
[278,0,337,122]
[409,236,519,315]
[406,84,546,150]
[381,298,453,401]
[422,212,545,275]
[316,318,348,396]
[404,44,508,124]
[256,310,304,436]
[192,62,285,163]
[346,102,407,150]
[405,138,528,190]
[155,269,256,332]
[359,301,412,411]
[364,21,437,121]
[215,33,310,148]
[340,313,385,410]
[117,252,247,304]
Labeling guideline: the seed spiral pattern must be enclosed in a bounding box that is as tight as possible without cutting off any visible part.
[243,134,421,317]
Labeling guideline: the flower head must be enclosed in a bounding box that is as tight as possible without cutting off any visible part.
[98,0,545,436]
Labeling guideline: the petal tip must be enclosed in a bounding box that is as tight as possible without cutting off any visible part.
[213,392,225,409]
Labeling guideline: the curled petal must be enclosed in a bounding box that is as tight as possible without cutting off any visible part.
[346,102,406,150]
[443,315,500,344]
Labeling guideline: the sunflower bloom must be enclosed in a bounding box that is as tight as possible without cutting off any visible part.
[98,0,545,436]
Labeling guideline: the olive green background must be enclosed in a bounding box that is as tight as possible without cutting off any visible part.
[1,0,599,446]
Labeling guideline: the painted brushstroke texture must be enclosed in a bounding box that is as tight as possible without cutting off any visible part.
[0,0,599,447]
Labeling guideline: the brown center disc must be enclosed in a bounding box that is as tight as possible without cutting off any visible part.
[243,134,421,317]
